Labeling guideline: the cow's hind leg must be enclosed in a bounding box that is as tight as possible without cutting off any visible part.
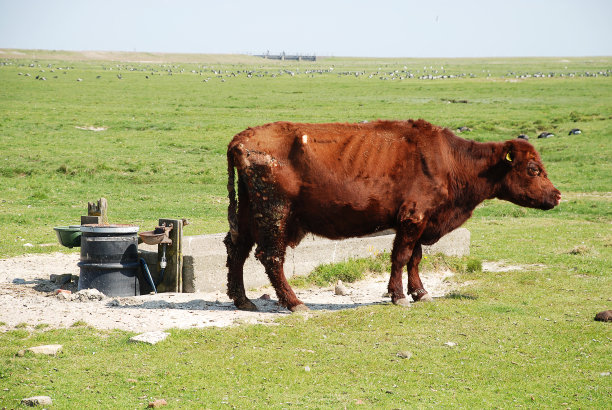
[253,202,306,312]
[224,232,256,311]
[225,176,257,311]
[258,247,307,312]
[238,154,306,312]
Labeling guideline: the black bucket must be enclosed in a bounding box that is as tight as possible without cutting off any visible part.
[78,225,140,297]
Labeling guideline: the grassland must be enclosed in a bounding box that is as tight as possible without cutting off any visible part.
[0,50,610,408]
[0,51,610,256]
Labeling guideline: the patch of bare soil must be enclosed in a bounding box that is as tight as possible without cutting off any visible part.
[0,253,455,333]
[482,261,545,272]
[75,125,108,132]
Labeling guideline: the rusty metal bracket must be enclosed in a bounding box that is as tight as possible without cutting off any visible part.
[138,223,173,246]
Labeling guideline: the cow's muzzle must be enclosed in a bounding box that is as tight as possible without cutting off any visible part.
[543,189,561,210]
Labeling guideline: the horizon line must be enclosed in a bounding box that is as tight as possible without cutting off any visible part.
[2,48,611,61]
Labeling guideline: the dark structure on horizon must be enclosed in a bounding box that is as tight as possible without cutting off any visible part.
[256,51,316,61]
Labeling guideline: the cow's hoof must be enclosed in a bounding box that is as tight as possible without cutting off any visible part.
[290,303,310,313]
[420,293,434,302]
[393,298,411,307]
[235,299,258,311]
[412,292,433,302]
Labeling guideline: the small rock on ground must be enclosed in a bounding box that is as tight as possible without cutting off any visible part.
[594,310,612,322]
[335,280,349,296]
[148,398,168,407]
[50,273,73,285]
[74,288,105,301]
[396,351,412,359]
[130,331,169,345]
[21,396,53,406]
[27,344,63,356]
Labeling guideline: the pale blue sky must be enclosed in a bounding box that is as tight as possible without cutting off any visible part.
[1,0,611,57]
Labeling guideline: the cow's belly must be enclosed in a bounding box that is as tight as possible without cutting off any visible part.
[291,178,398,239]
[294,201,395,240]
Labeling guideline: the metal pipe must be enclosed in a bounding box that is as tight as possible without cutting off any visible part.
[139,258,157,294]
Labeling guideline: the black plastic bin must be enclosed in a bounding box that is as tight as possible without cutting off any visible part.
[78,225,140,297]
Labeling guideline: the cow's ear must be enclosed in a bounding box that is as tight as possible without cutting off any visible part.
[503,141,515,165]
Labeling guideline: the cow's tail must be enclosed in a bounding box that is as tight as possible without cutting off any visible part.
[227,148,239,244]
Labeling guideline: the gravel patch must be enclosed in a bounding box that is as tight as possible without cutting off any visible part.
[0,252,454,332]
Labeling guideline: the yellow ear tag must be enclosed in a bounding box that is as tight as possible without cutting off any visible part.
[505,152,513,162]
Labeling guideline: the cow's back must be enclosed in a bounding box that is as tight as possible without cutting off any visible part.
[231,120,447,181]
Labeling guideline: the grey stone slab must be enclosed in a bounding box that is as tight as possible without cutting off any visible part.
[140,228,469,294]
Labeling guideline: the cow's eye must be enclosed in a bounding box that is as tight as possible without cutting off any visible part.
[527,166,540,176]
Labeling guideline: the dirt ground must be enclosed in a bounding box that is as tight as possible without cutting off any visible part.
[0,252,456,333]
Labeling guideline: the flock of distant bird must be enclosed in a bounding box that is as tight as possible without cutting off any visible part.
[517,128,582,140]
[5,60,611,83]
[0,60,596,140]
[456,127,583,140]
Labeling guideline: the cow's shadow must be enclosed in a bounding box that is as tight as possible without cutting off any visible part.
[107,296,390,314]
[288,300,391,312]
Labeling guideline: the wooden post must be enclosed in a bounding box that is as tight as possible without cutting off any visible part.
[156,218,183,293]
[86,198,108,224]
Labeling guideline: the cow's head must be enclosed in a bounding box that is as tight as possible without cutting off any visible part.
[495,139,561,210]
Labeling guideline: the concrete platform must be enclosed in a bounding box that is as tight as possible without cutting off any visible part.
[140,228,470,293]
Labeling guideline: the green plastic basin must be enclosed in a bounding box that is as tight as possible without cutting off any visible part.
[53,226,82,248]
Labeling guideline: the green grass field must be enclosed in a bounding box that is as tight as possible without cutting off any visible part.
[0,50,610,408]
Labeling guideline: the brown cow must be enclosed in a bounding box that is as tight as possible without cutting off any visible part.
[224,120,561,312]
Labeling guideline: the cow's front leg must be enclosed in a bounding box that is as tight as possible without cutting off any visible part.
[406,243,432,302]
[388,203,428,306]
[388,231,415,307]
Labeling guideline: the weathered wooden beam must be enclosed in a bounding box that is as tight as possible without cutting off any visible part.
[81,215,102,225]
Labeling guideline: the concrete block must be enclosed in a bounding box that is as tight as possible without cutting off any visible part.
[423,227,471,257]
[140,228,469,294]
